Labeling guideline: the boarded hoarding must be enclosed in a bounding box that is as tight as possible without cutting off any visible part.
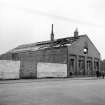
[0,60,20,79]
[37,62,67,78]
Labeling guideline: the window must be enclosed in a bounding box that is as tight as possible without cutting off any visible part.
[94,61,99,70]
[83,48,88,54]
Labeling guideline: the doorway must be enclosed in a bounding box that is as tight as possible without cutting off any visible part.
[86,57,92,76]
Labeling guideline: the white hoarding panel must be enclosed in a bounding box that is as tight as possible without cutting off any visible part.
[37,62,67,78]
[0,60,20,79]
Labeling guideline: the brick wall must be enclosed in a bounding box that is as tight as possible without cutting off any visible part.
[19,46,67,78]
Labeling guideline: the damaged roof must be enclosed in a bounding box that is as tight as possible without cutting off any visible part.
[10,35,85,53]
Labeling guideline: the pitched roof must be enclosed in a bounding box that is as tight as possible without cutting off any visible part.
[9,35,85,53]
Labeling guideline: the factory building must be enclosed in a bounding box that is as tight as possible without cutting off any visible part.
[0,25,100,78]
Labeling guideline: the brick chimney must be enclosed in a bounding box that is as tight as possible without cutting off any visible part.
[51,24,54,41]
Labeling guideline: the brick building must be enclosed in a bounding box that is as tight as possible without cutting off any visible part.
[0,25,100,78]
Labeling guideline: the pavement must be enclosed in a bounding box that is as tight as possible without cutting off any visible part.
[0,77,105,105]
[0,77,98,84]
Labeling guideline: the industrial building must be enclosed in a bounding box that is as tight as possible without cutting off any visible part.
[0,25,101,78]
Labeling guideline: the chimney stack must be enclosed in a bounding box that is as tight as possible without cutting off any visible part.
[74,28,78,38]
[51,24,54,41]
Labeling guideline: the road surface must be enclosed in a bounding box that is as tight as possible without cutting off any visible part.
[0,78,105,105]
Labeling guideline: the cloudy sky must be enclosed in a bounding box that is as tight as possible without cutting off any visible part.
[0,0,105,59]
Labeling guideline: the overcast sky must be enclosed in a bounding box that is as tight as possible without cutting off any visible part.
[0,0,105,59]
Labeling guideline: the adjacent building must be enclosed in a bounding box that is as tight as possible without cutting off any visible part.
[0,25,101,78]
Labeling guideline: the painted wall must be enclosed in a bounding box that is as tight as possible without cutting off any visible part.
[37,62,67,78]
[0,60,20,79]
